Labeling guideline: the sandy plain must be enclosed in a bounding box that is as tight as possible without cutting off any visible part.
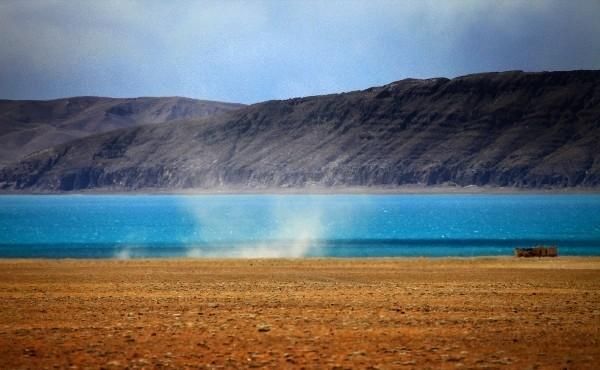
[0,258,598,369]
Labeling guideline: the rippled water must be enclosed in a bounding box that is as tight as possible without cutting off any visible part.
[1,194,599,258]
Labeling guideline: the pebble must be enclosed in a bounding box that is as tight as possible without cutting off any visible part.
[257,324,271,332]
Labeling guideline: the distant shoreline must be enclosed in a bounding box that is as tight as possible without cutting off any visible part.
[2,256,600,262]
[2,185,600,195]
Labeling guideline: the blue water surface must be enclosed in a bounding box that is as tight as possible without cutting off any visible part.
[0,194,599,258]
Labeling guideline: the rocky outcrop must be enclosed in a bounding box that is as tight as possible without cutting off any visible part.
[1,70,600,191]
[0,96,245,165]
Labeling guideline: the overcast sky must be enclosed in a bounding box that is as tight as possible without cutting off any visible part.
[1,0,599,103]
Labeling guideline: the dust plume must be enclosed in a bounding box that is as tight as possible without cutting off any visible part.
[182,195,325,258]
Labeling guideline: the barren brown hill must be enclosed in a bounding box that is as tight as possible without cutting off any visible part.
[1,70,600,191]
[0,97,244,166]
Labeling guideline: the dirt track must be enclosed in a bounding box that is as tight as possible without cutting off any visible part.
[0,258,599,369]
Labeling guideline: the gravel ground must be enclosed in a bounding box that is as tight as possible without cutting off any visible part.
[0,257,598,369]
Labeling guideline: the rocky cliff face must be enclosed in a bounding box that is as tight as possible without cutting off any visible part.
[0,96,244,165]
[1,70,599,191]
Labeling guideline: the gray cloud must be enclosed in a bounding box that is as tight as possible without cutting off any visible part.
[0,0,598,103]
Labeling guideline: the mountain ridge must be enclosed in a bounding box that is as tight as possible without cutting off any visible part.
[1,70,599,192]
[0,96,245,165]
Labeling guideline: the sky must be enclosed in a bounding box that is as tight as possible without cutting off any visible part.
[0,0,599,104]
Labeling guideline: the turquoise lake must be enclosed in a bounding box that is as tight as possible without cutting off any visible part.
[1,194,599,258]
